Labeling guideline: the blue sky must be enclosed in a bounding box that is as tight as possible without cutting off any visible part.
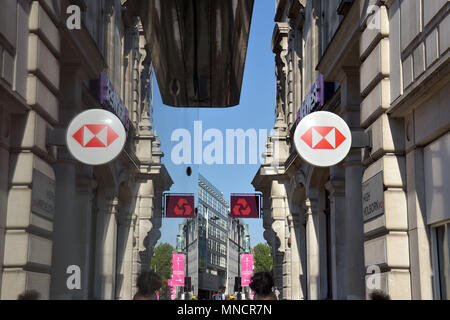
[153,1,275,248]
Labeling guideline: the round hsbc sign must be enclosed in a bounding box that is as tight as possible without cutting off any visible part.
[66,109,126,165]
[293,111,352,167]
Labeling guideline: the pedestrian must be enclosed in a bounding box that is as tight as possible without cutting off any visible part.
[249,272,277,300]
[133,270,162,300]
[17,290,40,300]
[369,290,391,300]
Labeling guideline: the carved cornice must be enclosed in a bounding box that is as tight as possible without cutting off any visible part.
[288,0,305,30]
[272,22,290,54]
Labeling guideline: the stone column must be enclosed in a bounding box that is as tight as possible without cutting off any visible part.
[271,179,290,299]
[50,163,96,299]
[287,213,303,300]
[115,204,134,300]
[0,106,10,296]
[50,64,85,299]
[325,168,346,299]
[340,66,366,300]
[296,208,307,300]
[94,194,118,300]
[343,150,365,299]
[50,158,75,300]
[74,169,97,298]
[406,147,433,299]
[304,198,319,300]
[135,180,154,272]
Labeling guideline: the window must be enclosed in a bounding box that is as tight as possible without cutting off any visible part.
[432,223,450,300]
[220,257,226,268]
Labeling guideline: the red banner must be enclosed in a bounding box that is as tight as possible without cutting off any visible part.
[230,194,260,218]
[165,194,195,218]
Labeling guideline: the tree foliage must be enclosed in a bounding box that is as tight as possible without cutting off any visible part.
[151,243,174,299]
[253,243,273,273]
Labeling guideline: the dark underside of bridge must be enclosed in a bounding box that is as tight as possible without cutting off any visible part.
[125,0,254,108]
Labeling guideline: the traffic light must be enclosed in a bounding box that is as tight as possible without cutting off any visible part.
[234,277,242,292]
[184,277,192,292]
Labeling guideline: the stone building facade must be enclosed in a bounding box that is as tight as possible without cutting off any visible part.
[253,0,449,300]
[0,0,172,300]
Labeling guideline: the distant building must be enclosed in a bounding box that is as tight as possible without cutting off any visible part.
[178,174,250,299]
[226,219,250,298]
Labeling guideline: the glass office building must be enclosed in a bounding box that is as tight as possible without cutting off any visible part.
[179,174,250,299]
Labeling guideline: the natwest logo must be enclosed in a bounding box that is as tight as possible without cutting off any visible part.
[72,124,119,148]
[301,126,347,150]
[165,194,195,218]
[230,194,260,219]
[232,198,252,216]
[173,198,193,216]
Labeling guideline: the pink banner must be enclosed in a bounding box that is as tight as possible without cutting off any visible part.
[172,254,185,287]
[241,254,253,287]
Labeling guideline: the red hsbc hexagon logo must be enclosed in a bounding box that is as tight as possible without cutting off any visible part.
[72,124,119,148]
[300,126,347,150]
[66,109,126,166]
[293,111,352,167]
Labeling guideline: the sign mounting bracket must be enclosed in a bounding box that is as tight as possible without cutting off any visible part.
[351,130,372,149]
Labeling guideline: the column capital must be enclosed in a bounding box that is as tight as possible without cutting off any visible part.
[303,198,319,215]
[111,197,120,216]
